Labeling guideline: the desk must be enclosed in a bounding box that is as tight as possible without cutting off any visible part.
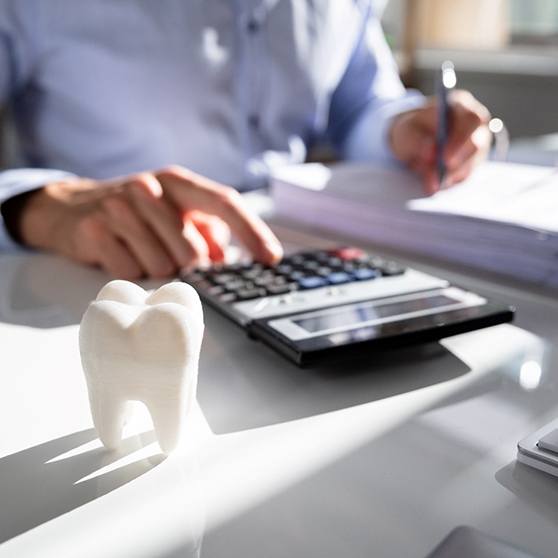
[0,204,557,558]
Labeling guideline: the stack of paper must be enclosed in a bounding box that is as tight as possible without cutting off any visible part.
[270,161,558,287]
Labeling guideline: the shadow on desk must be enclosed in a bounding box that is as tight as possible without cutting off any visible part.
[199,306,472,434]
[496,461,558,525]
[0,429,163,544]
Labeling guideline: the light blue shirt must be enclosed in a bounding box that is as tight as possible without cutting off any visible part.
[0,0,423,249]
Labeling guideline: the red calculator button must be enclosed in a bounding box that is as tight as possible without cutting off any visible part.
[330,247,366,261]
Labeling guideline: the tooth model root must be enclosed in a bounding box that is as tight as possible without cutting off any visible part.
[147,397,185,455]
[79,280,204,455]
[88,384,132,451]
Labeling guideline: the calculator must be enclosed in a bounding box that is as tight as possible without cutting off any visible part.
[181,247,514,366]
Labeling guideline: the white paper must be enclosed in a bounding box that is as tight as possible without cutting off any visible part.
[408,162,558,234]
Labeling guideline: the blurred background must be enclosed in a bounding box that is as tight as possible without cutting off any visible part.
[380,0,558,165]
[2,0,558,168]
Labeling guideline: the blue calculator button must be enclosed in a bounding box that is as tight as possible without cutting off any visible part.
[352,268,380,281]
[327,272,352,284]
[298,276,327,290]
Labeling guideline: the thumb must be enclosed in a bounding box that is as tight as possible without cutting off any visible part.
[391,111,436,166]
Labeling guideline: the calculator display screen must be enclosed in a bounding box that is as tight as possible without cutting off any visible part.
[292,294,456,334]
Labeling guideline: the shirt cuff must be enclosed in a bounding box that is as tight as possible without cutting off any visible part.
[0,169,76,251]
[341,91,426,167]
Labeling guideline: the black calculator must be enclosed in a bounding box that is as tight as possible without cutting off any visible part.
[181,247,514,366]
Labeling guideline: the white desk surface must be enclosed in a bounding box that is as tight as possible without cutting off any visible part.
[1,209,558,558]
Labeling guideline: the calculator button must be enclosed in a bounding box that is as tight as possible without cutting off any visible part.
[381,262,406,276]
[351,268,379,281]
[239,270,255,280]
[331,247,367,261]
[316,266,332,277]
[276,264,293,275]
[218,292,238,303]
[285,255,305,266]
[236,288,267,300]
[207,285,226,296]
[314,251,331,263]
[367,256,387,269]
[298,276,328,290]
[224,279,247,291]
[266,284,293,296]
[326,257,342,268]
[341,262,356,272]
[269,276,287,286]
[254,275,276,287]
[212,273,237,285]
[326,272,352,285]
[302,260,320,271]
[289,270,306,281]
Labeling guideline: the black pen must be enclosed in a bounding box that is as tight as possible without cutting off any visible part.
[436,61,456,190]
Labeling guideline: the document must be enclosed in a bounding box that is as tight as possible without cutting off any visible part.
[270,161,558,287]
[409,162,558,233]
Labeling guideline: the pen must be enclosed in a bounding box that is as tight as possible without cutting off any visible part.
[436,60,457,190]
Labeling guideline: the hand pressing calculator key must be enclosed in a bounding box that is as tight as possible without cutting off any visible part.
[181,247,514,366]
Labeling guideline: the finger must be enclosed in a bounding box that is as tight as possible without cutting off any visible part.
[445,92,490,167]
[190,212,230,262]
[390,108,437,166]
[447,125,491,172]
[403,102,438,132]
[181,217,211,270]
[101,196,176,278]
[446,138,477,173]
[446,153,478,187]
[445,125,491,187]
[408,156,439,196]
[157,166,283,264]
[76,214,143,279]
[125,175,202,268]
[422,166,440,195]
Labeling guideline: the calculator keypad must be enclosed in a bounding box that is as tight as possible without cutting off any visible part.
[181,247,406,305]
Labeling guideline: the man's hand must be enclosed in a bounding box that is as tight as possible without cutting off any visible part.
[390,90,491,194]
[19,166,283,279]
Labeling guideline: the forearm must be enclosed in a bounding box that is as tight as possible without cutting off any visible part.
[340,92,426,165]
[327,7,426,167]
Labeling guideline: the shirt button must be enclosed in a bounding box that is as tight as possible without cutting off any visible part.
[246,18,260,33]
[248,114,260,129]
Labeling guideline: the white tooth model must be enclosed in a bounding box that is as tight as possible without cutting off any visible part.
[79,280,204,455]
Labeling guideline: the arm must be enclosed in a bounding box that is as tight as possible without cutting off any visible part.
[0,1,76,249]
[327,6,424,166]
[328,4,491,193]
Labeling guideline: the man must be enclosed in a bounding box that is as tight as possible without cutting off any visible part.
[0,1,490,279]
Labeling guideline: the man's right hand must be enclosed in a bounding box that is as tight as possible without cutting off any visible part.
[18,166,283,279]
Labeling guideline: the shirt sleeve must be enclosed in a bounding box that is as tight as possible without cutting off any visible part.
[0,2,76,250]
[327,4,425,166]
